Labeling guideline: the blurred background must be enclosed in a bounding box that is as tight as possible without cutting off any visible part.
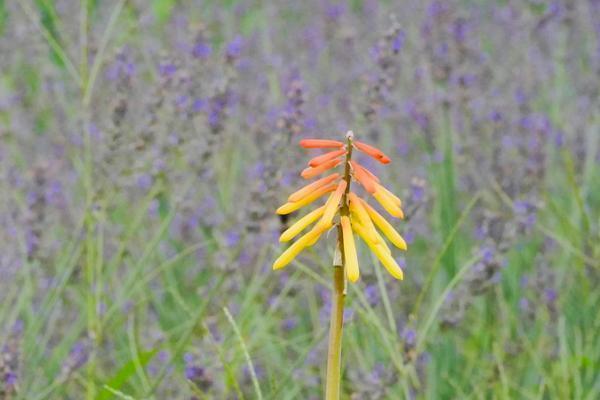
[0,0,599,399]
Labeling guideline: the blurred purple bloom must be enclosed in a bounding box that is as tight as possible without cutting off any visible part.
[392,30,406,53]
[226,36,244,59]
[193,40,212,59]
[158,62,177,77]
[225,230,241,247]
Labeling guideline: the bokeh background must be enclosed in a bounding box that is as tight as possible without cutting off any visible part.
[1,0,599,399]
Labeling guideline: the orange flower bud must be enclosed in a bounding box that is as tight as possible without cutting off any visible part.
[354,163,380,183]
[353,141,391,164]
[301,158,342,179]
[308,149,347,167]
[350,161,376,193]
[288,173,340,202]
[299,139,345,149]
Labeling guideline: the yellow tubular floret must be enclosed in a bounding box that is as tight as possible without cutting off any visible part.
[371,242,404,280]
[361,199,407,250]
[352,222,391,254]
[315,180,347,230]
[341,216,360,282]
[376,183,402,206]
[273,227,325,270]
[276,183,336,215]
[373,188,404,219]
[348,192,379,244]
[279,205,326,242]
[352,222,402,279]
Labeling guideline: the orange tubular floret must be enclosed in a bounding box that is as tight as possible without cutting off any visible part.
[354,141,391,164]
[299,139,345,149]
[350,161,377,193]
[276,183,336,215]
[308,149,347,167]
[288,173,340,202]
[301,158,342,179]
[355,163,380,183]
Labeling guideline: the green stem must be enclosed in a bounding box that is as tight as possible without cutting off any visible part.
[325,249,345,400]
[325,132,353,399]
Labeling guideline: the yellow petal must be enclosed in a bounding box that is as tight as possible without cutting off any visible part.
[315,180,347,230]
[353,223,402,279]
[376,183,402,206]
[307,222,331,246]
[341,216,360,282]
[273,227,325,270]
[280,205,326,242]
[361,199,407,250]
[371,243,404,280]
[352,222,391,254]
[276,183,336,215]
[373,189,404,218]
[348,192,379,244]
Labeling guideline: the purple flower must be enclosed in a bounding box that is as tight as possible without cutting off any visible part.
[225,230,241,247]
[226,36,244,60]
[365,284,380,306]
[5,371,17,386]
[158,62,177,77]
[193,40,212,59]
[185,365,204,381]
[392,30,406,53]
[193,98,207,113]
[544,288,557,304]
[402,328,417,347]
[137,174,153,190]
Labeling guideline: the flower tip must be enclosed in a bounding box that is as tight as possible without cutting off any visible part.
[276,203,293,215]
[348,270,360,282]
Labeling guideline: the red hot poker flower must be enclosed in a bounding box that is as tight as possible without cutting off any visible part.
[273,132,407,283]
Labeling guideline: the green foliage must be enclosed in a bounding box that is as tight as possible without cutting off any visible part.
[33,0,64,68]
[0,0,7,35]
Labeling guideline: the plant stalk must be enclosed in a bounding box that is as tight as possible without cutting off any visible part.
[325,245,345,400]
[325,132,353,399]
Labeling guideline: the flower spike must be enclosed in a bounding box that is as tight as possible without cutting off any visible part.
[273,133,406,283]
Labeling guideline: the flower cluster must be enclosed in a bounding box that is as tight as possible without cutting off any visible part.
[273,132,406,282]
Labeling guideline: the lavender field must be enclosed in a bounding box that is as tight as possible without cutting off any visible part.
[1,0,599,399]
